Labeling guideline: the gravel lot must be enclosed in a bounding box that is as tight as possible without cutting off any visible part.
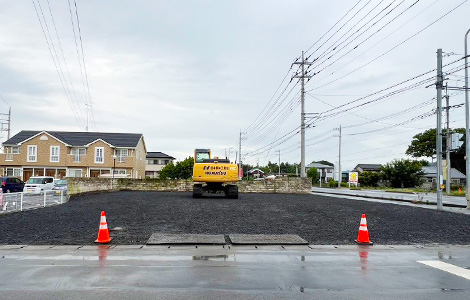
[1,191,470,245]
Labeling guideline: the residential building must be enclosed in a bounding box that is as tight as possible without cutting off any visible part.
[306,162,334,183]
[145,152,176,178]
[353,164,382,173]
[1,130,147,180]
[247,168,265,178]
[421,166,465,189]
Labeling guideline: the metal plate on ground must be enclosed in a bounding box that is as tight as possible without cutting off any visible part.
[146,234,226,245]
[229,234,308,245]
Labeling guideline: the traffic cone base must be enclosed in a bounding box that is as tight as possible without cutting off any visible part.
[355,239,373,245]
[95,211,112,244]
[356,214,373,245]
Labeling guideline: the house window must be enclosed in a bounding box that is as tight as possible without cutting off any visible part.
[327,169,333,173]
[27,145,37,162]
[12,147,20,154]
[72,148,86,162]
[95,147,104,163]
[115,149,128,163]
[6,168,21,178]
[50,146,60,162]
[69,169,83,177]
[113,169,127,175]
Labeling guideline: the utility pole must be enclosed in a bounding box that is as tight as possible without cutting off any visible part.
[225,147,233,161]
[336,125,342,188]
[436,49,444,210]
[84,103,91,132]
[445,92,451,195]
[276,150,281,175]
[464,28,470,209]
[293,51,312,178]
[238,130,242,180]
[0,107,11,141]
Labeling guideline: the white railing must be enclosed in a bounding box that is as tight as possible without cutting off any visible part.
[0,190,68,214]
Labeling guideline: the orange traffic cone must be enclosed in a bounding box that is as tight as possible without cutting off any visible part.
[459,188,462,195]
[95,211,112,243]
[355,214,373,245]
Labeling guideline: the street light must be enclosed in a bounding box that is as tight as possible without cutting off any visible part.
[465,28,470,209]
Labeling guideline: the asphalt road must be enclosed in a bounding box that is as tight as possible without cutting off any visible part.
[1,191,470,245]
[1,244,470,300]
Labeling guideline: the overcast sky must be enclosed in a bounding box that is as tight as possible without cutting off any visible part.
[0,0,469,175]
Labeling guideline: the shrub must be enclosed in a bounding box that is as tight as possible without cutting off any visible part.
[328,179,337,188]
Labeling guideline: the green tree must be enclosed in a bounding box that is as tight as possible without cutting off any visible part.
[381,159,425,188]
[406,128,465,173]
[359,171,381,187]
[406,128,440,158]
[159,157,194,179]
[174,157,194,179]
[159,162,176,179]
[307,167,319,184]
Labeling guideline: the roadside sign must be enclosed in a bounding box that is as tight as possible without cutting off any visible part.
[349,172,358,183]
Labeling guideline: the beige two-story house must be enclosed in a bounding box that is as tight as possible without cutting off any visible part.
[1,130,147,181]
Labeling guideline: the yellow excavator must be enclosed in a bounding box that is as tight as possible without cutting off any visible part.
[192,149,239,198]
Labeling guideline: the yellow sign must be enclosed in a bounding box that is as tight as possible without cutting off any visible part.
[349,172,358,183]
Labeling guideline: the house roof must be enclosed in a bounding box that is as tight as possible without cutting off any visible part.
[146,152,175,159]
[306,162,334,169]
[354,164,382,171]
[422,166,466,179]
[3,130,143,148]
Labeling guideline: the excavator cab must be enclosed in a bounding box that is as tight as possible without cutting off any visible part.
[195,149,211,163]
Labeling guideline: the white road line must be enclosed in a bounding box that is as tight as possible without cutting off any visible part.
[418,260,470,280]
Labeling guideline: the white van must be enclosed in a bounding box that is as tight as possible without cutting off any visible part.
[23,176,55,194]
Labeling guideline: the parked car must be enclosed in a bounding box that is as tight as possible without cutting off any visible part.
[1,176,25,193]
[52,179,68,196]
[23,176,55,195]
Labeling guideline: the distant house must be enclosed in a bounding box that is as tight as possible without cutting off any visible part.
[248,169,265,178]
[0,130,147,180]
[421,166,465,189]
[306,162,334,183]
[353,164,382,173]
[145,152,176,178]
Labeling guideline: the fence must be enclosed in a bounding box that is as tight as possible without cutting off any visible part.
[0,190,68,214]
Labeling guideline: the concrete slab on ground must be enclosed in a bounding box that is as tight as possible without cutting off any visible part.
[146,234,226,245]
[229,234,308,245]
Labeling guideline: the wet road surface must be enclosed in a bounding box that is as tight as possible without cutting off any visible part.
[1,244,470,299]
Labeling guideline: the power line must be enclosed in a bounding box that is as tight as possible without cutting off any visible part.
[308,0,467,90]
[307,0,407,73]
[44,0,86,125]
[311,0,442,88]
[71,0,98,131]
[32,0,84,129]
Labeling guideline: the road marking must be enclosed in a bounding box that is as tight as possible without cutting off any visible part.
[418,260,470,280]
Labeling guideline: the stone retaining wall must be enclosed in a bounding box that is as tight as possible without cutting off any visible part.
[68,177,311,196]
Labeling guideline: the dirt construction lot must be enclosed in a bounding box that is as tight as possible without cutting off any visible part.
[1,191,470,245]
